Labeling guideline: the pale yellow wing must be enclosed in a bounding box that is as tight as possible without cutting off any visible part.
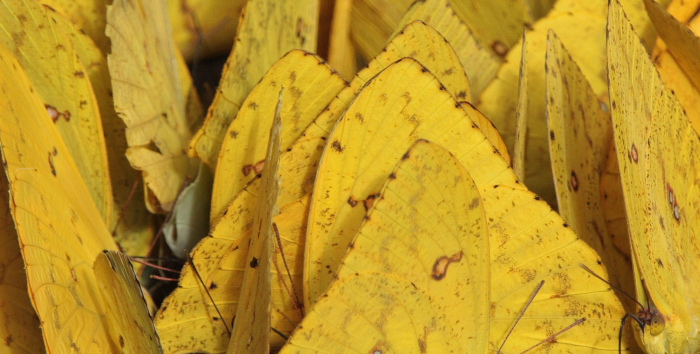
[0,160,44,353]
[226,92,282,354]
[107,0,199,213]
[396,0,502,96]
[305,58,519,307]
[283,140,489,354]
[476,0,666,207]
[0,44,119,353]
[0,0,113,223]
[545,30,635,314]
[189,0,319,167]
[210,50,347,221]
[94,251,162,353]
[608,1,700,352]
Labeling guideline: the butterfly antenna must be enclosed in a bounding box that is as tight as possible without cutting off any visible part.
[271,327,288,341]
[188,254,231,335]
[497,280,545,354]
[519,318,586,354]
[579,263,646,309]
[129,256,181,274]
[272,222,304,317]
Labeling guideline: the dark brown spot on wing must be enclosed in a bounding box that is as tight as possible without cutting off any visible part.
[431,251,463,280]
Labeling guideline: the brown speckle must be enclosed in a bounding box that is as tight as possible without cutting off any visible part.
[331,140,343,152]
[250,257,258,268]
[347,196,358,207]
[630,143,638,162]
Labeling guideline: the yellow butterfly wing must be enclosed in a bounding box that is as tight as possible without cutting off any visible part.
[645,0,700,134]
[310,19,475,146]
[483,183,626,353]
[305,58,519,307]
[156,105,310,353]
[45,7,154,256]
[477,0,665,207]
[513,32,529,181]
[396,0,502,96]
[107,0,200,213]
[0,163,44,353]
[608,1,700,352]
[93,251,161,353]
[283,140,489,354]
[0,0,113,223]
[545,30,635,311]
[226,93,282,354]
[210,50,347,221]
[189,0,318,167]
[327,0,357,80]
[0,44,119,353]
[40,0,110,53]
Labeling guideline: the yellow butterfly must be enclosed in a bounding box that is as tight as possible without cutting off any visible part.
[608,1,700,352]
[0,43,160,354]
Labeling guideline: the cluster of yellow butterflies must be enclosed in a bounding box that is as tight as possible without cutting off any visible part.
[1,0,699,353]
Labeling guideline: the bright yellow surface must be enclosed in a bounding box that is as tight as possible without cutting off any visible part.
[305,58,519,307]
[226,93,282,354]
[0,0,113,223]
[46,7,154,256]
[647,0,700,135]
[94,251,161,353]
[476,0,667,207]
[189,0,319,167]
[0,44,118,353]
[545,29,635,316]
[211,50,346,222]
[283,141,489,353]
[608,1,700,352]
